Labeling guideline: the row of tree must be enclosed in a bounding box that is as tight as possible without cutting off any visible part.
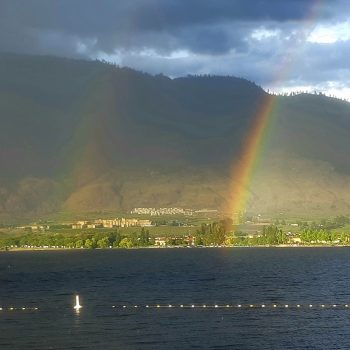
[299,229,348,243]
[194,219,232,246]
[2,221,350,249]
[234,226,288,246]
[0,228,151,249]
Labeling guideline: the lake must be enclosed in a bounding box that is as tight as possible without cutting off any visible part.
[1,247,350,349]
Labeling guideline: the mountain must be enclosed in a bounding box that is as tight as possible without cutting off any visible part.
[0,53,350,222]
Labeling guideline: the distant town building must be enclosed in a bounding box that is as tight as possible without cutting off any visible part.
[155,237,167,246]
[194,209,218,214]
[71,218,153,229]
[131,207,193,216]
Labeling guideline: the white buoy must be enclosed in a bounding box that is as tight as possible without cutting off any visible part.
[74,295,82,311]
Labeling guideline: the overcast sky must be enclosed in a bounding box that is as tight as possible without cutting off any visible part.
[1,0,350,99]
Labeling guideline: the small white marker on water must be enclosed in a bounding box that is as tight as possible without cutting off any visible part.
[74,295,82,311]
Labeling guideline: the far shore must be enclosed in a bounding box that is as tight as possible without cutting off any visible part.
[2,244,350,252]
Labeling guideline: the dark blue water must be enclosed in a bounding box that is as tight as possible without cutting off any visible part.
[1,248,350,349]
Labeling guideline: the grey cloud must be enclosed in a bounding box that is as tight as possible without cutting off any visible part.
[0,0,349,97]
[0,0,345,55]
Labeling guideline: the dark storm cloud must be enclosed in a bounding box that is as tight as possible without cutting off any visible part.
[0,0,349,97]
[0,0,339,55]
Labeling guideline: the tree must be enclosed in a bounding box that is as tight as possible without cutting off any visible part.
[97,237,110,248]
[119,237,134,248]
[112,232,122,247]
[84,238,97,249]
[138,228,150,246]
[75,239,84,248]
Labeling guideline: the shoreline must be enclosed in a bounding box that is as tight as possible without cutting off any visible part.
[2,244,350,252]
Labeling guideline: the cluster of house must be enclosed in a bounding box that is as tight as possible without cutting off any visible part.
[16,224,50,231]
[71,218,153,229]
[131,207,194,216]
[154,235,196,247]
[130,207,220,216]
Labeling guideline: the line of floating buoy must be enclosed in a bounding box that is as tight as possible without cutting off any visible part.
[0,307,38,311]
[109,304,350,309]
[1,300,350,313]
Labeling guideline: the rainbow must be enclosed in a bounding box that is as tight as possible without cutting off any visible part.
[228,0,324,222]
[228,94,276,221]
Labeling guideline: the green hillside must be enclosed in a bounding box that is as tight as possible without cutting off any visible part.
[0,53,349,221]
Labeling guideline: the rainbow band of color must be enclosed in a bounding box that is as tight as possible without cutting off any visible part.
[229,94,276,219]
[229,0,324,220]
